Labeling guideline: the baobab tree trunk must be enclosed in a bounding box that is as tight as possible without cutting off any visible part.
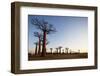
[50,48,53,54]
[57,50,59,54]
[56,48,59,54]
[41,31,46,56]
[65,48,69,54]
[58,47,62,54]
[51,49,52,54]
[38,37,41,54]
[60,49,61,54]
[35,44,38,55]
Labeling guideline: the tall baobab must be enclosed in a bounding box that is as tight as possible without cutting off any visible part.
[58,46,62,54]
[65,48,69,54]
[31,17,56,56]
[41,39,49,53]
[50,48,53,54]
[34,32,42,54]
[34,42,38,55]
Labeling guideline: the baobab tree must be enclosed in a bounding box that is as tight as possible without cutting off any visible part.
[62,49,65,54]
[34,42,38,55]
[69,49,72,54]
[58,46,63,54]
[55,48,59,54]
[65,48,69,54]
[31,17,56,56]
[40,39,49,53]
[50,48,53,54]
[34,32,42,54]
[78,49,80,53]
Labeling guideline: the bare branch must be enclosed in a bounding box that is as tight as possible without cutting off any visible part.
[31,17,44,31]
[34,42,38,45]
[34,32,43,38]
[31,17,56,34]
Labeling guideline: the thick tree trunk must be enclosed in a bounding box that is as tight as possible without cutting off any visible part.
[57,50,58,54]
[67,49,68,54]
[51,50,52,54]
[38,37,41,54]
[56,48,58,54]
[41,31,46,56]
[35,44,38,55]
[60,49,61,54]
[59,49,61,54]
[50,49,52,54]
[66,49,68,54]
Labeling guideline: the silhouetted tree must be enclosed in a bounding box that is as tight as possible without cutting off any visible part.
[78,49,80,53]
[56,48,59,54]
[69,49,72,54]
[40,40,49,54]
[62,49,65,54]
[65,48,69,54]
[34,42,38,55]
[50,48,53,54]
[31,17,56,56]
[34,32,42,54]
[58,46,63,54]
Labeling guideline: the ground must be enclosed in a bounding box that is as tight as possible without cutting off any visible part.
[28,53,88,61]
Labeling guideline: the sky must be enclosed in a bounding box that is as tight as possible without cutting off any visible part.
[28,15,88,53]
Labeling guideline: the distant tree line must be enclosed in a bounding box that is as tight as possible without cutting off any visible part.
[49,47,80,54]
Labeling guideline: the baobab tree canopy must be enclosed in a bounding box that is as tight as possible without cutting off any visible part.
[31,17,56,34]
